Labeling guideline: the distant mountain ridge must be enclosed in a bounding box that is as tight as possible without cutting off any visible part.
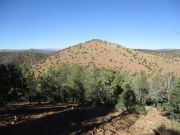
[0,52,51,66]
[136,49,180,62]
[0,49,59,54]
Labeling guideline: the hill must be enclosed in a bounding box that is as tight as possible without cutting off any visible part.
[33,39,180,77]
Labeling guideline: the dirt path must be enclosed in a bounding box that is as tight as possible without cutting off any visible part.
[129,107,167,135]
[83,107,167,135]
[80,111,138,135]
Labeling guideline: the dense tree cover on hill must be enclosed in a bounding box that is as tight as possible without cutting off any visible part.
[0,63,179,121]
[0,52,48,66]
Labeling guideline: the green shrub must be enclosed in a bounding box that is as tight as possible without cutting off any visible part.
[123,89,136,111]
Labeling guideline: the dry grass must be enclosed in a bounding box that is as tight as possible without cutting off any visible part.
[33,39,180,77]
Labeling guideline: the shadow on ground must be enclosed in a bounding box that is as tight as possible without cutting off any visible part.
[154,126,180,135]
[0,103,72,116]
[0,104,116,135]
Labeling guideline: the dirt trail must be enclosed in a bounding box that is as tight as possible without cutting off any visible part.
[129,107,167,135]
[85,107,167,135]
[82,111,138,135]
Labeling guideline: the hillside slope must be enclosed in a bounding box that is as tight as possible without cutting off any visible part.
[136,49,180,62]
[33,39,180,76]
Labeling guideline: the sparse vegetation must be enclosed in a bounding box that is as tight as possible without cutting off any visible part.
[0,40,180,135]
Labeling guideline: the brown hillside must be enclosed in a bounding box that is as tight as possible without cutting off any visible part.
[33,39,180,77]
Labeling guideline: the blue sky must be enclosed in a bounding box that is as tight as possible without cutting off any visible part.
[0,0,180,49]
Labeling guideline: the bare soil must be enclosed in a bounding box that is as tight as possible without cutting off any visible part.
[0,103,172,135]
